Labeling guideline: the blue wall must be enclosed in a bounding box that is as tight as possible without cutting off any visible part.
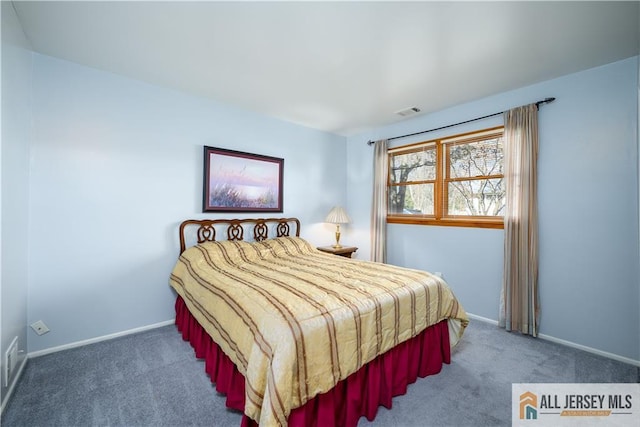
[5,33,638,365]
[1,1,32,407]
[347,57,640,363]
[26,54,347,353]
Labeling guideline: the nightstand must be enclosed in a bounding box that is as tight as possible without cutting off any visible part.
[317,245,358,258]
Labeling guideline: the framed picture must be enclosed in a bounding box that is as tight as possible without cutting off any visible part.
[203,146,284,213]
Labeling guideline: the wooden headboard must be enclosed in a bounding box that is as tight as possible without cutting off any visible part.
[179,217,301,254]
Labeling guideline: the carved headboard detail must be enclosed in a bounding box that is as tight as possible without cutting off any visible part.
[178,217,301,254]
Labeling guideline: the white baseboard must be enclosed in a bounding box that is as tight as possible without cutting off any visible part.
[7,312,639,418]
[2,320,175,417]
[27,319,175,359]
[466,312,640,367]
[466,312,499,325]
[537,333,640,368]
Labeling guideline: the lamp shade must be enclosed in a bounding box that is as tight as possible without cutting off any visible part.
[325,206,351,224]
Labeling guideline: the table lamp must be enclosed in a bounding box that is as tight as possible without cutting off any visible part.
[325,206,350,248]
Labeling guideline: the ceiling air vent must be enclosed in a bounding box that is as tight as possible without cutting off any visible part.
[395,107,421,117]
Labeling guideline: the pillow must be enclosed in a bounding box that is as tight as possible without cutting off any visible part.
[198,239,259,265]
[252,236,315,258]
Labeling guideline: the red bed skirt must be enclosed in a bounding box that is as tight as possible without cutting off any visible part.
[175,295,450,426]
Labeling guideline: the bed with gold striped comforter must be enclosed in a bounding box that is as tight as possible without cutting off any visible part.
[169,236,468,426]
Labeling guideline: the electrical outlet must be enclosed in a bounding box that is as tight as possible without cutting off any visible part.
[30,320,50,335]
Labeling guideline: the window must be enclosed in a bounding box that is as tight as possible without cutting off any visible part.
[387,126,504,229]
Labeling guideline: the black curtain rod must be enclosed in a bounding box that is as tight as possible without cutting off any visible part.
[367,97,555,145]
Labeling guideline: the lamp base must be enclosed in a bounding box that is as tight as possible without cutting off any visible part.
[333,227,342,248]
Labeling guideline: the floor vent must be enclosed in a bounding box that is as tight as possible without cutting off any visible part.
[4,336,18,387]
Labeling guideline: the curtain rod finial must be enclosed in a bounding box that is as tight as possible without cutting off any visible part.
[535,97,556,110]
[367,140,375,146]
[538,97,556,106]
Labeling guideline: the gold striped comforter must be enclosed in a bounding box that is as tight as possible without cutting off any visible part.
[169,236,468,426]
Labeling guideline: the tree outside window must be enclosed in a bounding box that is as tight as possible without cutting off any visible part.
[387,127,504,229]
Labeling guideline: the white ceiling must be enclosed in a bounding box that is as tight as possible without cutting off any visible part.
[12,1,640,136]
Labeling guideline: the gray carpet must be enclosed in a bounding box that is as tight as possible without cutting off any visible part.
[3,320,638,426]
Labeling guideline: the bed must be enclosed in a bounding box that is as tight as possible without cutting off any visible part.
[169,217,468,426]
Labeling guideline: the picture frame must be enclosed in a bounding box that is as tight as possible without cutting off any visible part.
[203,146,284,213]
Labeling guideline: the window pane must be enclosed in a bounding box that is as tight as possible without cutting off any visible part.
[449,137,503,179]
[388,184,434,215]
[390,148,436,184]
[447,178,505,216]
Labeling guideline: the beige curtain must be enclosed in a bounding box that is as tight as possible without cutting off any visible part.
[371,139,388,263]
[500,104,539,336]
